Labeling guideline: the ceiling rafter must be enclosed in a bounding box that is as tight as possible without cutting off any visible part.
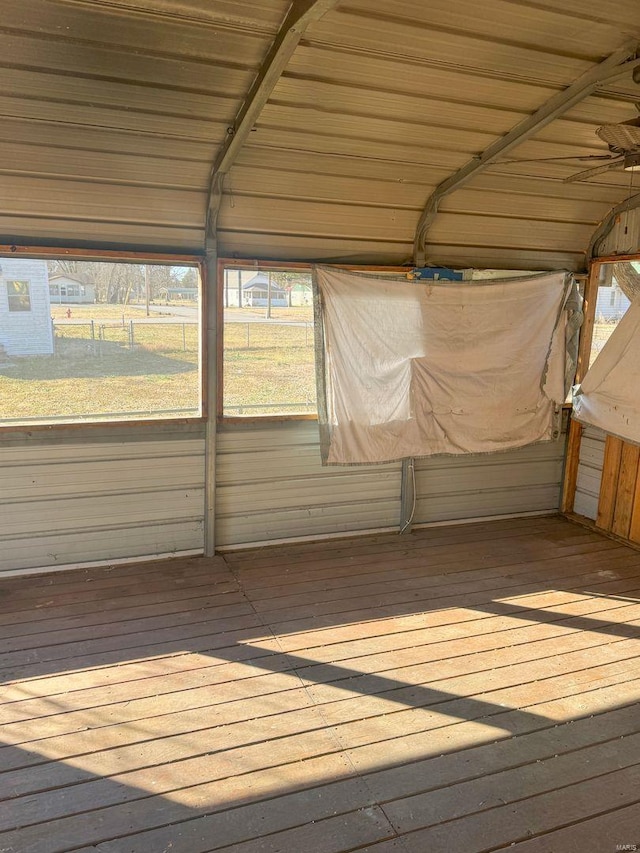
[205,0,340,239]
[414,43,640,266]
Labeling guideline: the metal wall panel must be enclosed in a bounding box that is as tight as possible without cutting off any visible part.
[0,217,203,253]
[0,428,205,573]
[574,426,606,521]
[414,437,566,526]
[215,421,402,546]
[322,0,626,58]
[0,176,204,227]
[9,0,276,65]
[216,420,567,548]
[0,0,636,264]
[218,231,414,266]
[594,208,640,258]
[2,418,568,571]
[305,12,596,82]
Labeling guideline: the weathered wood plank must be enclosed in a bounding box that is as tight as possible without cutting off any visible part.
[3,552,640,684]
[506,800,640,851]
[596,435,624,531]
[611,442,640,539]
[627,454,640,545]
[1,518,639,853]
[4,603,640,773]
[2,588,637,742]
[388,764,640,853]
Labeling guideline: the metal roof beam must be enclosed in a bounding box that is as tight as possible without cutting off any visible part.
[414,43,640,266]
[206,0,339,237]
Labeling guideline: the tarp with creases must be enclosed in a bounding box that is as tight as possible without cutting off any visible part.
[313,266,577,465]
[573,297,640,445]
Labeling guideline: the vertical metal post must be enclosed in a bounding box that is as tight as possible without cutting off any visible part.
[400,264,418,534]
[399,457,415,535]
[145,265,151,317]
[204,246,218,557]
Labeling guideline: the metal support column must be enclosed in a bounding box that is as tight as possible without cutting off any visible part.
[203,243,218,557]
[400,457,416,534]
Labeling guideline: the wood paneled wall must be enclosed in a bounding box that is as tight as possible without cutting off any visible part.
[564,256,640,546]
[595,435,640,543]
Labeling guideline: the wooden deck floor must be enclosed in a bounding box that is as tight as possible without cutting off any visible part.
[1,515,640,852]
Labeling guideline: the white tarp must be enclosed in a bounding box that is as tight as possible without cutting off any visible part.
[573,298,640,444]
[314,266,575,465]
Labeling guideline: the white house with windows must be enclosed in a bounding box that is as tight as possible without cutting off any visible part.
[0,258,54,356]
[594,280,632,320]
[241,272,288,307]
[49,273,96,304]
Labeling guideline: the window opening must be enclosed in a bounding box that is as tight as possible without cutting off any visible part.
[0,255,202,427]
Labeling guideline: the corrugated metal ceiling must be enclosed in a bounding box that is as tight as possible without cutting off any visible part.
[1,0,639,269]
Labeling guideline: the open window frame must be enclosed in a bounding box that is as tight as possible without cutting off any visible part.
[217,259,409,423]
[0,246,207,434]
[562,252,640,515]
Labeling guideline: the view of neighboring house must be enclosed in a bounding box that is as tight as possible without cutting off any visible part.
[158,285,198,302]
[49,273,96,304]
[242,272,288,307]
[223,269,312,308]
[0,258,54,356]
[595,280,631,320]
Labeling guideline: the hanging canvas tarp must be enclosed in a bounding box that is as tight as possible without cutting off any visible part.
[313,266,578,465]
[573,298,640,444]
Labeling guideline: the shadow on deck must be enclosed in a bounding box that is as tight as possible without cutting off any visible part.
[1,515,639,852]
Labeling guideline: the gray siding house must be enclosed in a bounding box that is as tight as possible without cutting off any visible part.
[49,273,96,304]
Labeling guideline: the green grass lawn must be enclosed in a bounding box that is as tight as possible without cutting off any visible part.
[0,315,317,423]
[0,321,200,423]
[49,302,197,321]
[223,320,316,415]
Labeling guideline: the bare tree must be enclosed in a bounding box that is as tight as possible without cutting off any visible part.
[612,262,640,302]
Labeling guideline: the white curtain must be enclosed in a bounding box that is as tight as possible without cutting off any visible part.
[314,266,576,465]
[573,298,640,444]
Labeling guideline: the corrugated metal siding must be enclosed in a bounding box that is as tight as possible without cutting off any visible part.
[0,0,288,251]
[414,437,566,526]
[594,208,640,258]
[218,0,638,270]
[0,426,205,573]
[574,426,606,521]
[216,421,566,547]
[0,0,637,265]
[215,421,401,546]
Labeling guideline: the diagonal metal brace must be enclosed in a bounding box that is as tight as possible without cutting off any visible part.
[413,44,640,266]
[205,0,339,239]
